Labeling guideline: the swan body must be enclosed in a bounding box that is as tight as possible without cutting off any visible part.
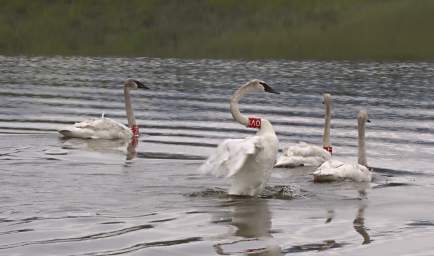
[275,142,331,167]
[275,93,333,168]
[58,79,148,140]
[313,159,372,182]
[313,110,372,182]
[199,79,279,196]
[58,116,132,139]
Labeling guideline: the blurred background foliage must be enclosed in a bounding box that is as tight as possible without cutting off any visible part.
[1,0,433,60]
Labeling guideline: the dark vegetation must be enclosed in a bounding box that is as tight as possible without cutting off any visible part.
[1,0,433,60]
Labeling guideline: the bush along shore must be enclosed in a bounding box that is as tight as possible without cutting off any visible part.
[1,0,434,60]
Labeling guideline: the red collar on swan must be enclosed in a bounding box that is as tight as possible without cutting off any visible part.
[131,125,140,137]
[247,117,261,128]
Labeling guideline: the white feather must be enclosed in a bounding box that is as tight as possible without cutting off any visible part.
[198,80,279,196]
[275,142,331,167]
[58,118,132,140]
[199,137,260,178]
[313,159,372,182]
[276,93,333,168]
[312,110,372,182]
[58,79,147,140]
[200,129,278,196]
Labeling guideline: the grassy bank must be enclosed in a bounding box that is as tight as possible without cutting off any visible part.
[1,0,433,60]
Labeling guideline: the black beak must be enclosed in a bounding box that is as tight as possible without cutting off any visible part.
[260,82,279,94]
[133,80,150,89]
[367,119,371,123]
[266,87,280,94]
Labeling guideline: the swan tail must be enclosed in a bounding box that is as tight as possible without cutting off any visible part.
[58,126,92,139]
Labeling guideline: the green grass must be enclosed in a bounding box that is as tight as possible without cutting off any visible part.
[1,0,433,60]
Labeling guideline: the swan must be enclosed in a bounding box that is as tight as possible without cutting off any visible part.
[275,93,332,168]
[199,79,279,196]
[313,110,372,182]
[58,79,149,140]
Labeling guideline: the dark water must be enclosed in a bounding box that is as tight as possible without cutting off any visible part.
[0,56,433,255]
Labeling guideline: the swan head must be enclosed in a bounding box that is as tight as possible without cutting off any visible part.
[357,110,371,123]
[248,79,279,94]
[322,93,332,104]
[124,79,149,90]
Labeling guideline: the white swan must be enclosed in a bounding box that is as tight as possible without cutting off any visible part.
[199,79,279,196]
[275,93,332,168]
[313,110,372,182]
[58,79,149,140]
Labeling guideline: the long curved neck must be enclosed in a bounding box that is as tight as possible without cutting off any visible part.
[323,101,331,147]
[124,86,136,128]
[230,85,252,126]
[358,119,367,166]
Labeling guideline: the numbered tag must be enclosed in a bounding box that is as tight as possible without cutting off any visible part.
[247,117,261,128]
[323,146,333,154]
[131,125,140,137]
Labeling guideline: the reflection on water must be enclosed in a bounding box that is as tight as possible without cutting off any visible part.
[325,203,371,245]
[1,56,434,255]
[353,205,371,245]
[324,189,371,245]
[60,137,138,160]
[213,198,282,256]
[126,138,138,160]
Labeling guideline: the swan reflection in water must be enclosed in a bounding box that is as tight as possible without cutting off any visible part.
[324,190,371,245]
[60,137,139,160]
[352,203,371,244]
[212,198,282,256]
[283,188,371,254]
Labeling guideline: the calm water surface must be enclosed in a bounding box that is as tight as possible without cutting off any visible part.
[0,56,434,255]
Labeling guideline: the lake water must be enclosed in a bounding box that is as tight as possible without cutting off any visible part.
[0,56,433,256]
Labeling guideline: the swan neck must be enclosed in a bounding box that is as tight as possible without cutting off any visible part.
[323,100,332,147]
[124,86,136,128]
[358,120,367,166]
[256,119,276,136]
[230,86,249,126]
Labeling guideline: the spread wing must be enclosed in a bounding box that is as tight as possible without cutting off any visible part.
[199,136,262,178]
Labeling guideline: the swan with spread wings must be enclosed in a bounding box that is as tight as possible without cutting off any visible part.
[199,79,279,196]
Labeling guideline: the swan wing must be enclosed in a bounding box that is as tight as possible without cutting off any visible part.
[313,160,372,182]
[73,118,124,131]
[199,136,261,178]
[275,142,331,167]
[275,155,308,168]
[59,118,132,139]
[290,143,330,159]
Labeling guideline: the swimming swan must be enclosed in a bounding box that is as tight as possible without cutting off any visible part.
[199,79,279,196]
[313,110,372,182]
[275,93,332,167]
[58,79,149,139]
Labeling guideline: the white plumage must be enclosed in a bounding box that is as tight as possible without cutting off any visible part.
[199,80,279,196]
[275,142,331,167]
[58,79,148,140]
[313,110,372,182]
[313,159,372,182]
[58,116,132,139]
[200,121,278,196]
[275,93,333,168]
